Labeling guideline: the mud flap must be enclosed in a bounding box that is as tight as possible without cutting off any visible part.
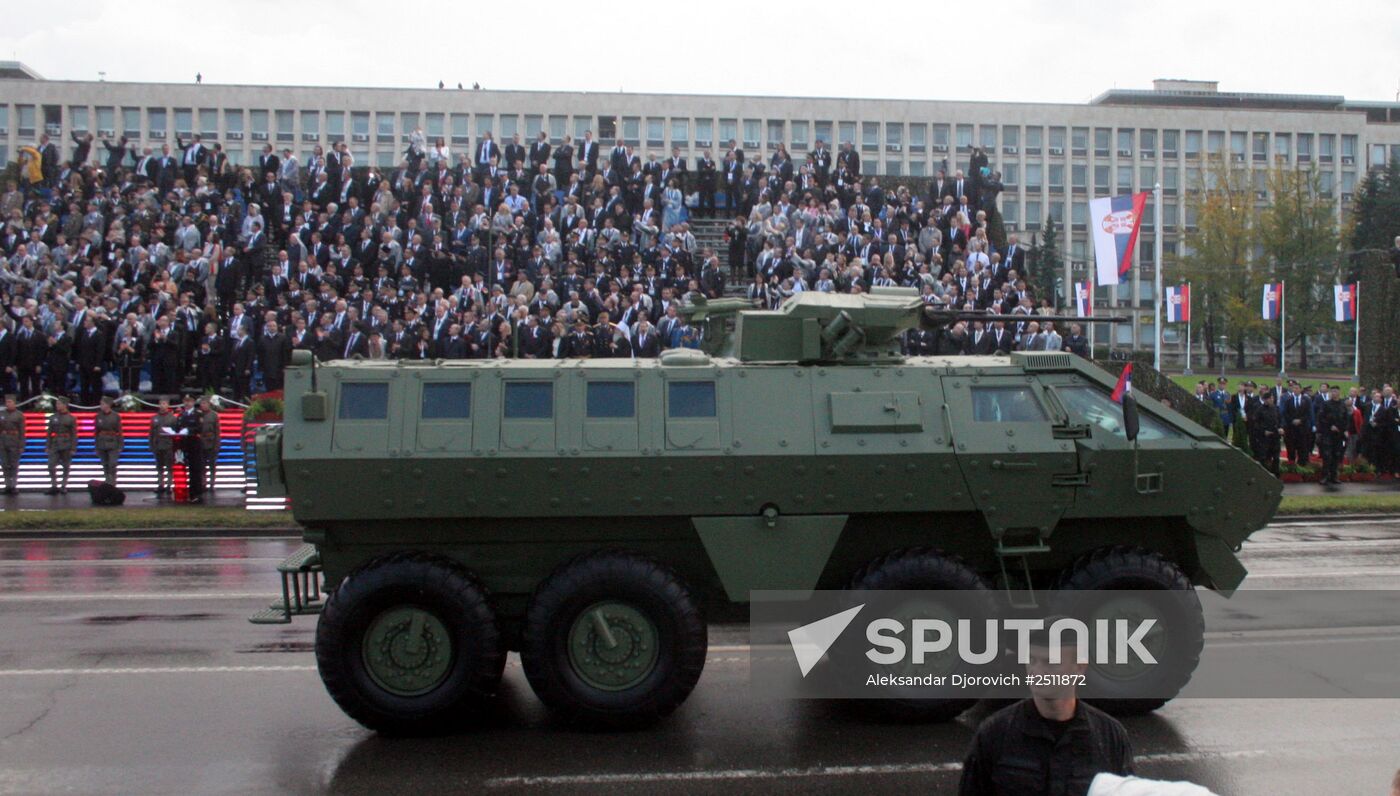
[693,515,847,602]
[1193,531,1247,595]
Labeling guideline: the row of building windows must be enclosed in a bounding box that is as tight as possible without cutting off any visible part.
[4,103,1385,166]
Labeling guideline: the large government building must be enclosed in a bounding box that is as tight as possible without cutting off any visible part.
[2,63,1398,347]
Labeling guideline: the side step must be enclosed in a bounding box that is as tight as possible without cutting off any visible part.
[248,543,324,625]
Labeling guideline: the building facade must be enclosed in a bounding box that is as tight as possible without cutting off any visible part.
[2,67,1398,348]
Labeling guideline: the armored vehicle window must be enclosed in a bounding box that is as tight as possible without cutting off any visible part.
[422,383,472,419]
[587,382,635,418]
[668,382,716,418]
[338,383,388,420]
[970,386,1047,423]
[1058,386,1184,440]
[504,382,553,419]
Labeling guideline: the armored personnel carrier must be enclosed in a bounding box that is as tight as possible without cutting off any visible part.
[251,287,1280,734]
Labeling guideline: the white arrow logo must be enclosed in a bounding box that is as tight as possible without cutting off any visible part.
[787,604,864,677]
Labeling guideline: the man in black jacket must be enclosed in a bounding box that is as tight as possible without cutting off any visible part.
[73,316,106,406]
[15,317,46,400]
[256,320,291,391]
[226,328,255,401]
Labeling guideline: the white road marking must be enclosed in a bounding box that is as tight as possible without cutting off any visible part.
[1243,567,1400,579]
[483,749,1272,788]
[0,592,273,601]
[0,665,318,676]
[0,558,282,567]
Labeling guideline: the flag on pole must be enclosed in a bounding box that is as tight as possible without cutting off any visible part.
[1262,282,1284,321]
[1091,192,1149,286]
[1110,363,1134,403]
[1074,281,1093,316]
[1333,283,1357,322]
[1164,284,1190,323]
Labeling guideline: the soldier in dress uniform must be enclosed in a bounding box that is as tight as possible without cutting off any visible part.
[177,394,207,503]
[149,398,177,497]
[93,396,124,485]
[1250,390,1282,477]
[45,397,77,494]
[0,395,25,494]
[199,397,221,494]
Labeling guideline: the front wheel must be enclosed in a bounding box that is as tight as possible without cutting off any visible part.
[315,553,505,735]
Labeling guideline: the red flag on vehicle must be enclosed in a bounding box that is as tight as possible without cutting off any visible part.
[1110,363,1133,403]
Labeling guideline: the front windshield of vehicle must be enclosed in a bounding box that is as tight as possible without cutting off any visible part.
[1058,386,1184,441]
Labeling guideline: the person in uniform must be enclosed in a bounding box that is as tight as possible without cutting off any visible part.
[45,397,77,494]
[1316,385,1349,486]
[149,399,177,497]
[0,395,25,494]
[199,397,221,494]
[1250,390,1282,477]
[959,623,1133,795]
[176,394,207,503]
[93,396,123,485]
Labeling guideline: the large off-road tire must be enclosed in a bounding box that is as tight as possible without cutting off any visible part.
[847,547,993,723]
[1054,545,1204,716]
[315,553,505,735]
[520,550,707,729]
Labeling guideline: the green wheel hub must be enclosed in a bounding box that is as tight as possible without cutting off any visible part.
[567,601,659,691]
[362,606,453,697]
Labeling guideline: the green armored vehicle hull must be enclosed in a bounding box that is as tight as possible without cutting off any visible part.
[252,289,1280,733]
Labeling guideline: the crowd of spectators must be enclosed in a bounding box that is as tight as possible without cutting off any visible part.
[3,120,1066,405]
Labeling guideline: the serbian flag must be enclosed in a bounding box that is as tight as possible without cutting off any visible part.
[1164,284,1190,323]
[1262,283,1283,320]
[1074,281,1093,316]
[1091,192,1149,287]
[1333,283,1357,322]
[1110,362,1133,403]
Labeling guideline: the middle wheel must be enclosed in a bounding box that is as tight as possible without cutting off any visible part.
[521,550,708,729]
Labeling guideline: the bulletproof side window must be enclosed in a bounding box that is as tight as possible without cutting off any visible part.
[969,386,1047,423]
[338,383,388,420]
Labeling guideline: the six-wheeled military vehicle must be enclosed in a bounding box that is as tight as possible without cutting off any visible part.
[250,287,1281,733]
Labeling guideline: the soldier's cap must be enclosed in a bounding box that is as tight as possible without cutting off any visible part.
[1217,377,1228,384]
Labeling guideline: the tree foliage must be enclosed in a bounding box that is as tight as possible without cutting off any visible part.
[1256,167,1340,370]
[1028,216,1060,307]
[1349,158,1400,387]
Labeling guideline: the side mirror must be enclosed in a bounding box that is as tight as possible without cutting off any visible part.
[1121,394,1140,442]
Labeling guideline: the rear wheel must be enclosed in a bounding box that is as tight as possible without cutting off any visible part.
[521,550,707,729]
[848,547,992,723]
[1054,545,1203,716]
[315,553,505,735]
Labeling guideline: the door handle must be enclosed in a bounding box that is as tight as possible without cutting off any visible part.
[991,460,1037,471]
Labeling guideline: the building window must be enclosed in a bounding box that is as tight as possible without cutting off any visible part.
[122,107,141,138]
[378,112,396,142]
[1371,144,1389,167]
[1274,133,1291,160]
[1208,130,1225,156]
[199,108,218,138]
[790,120,808,150]
[719,118,737,145]
[1072,201,1088,228]
[1163,166,1179,194]
[1296,133,1312,161]
[548,115,565,144]
[1048,200,1064,224]
[956,124,973,150]
[476,114,493,138]
[500,115,518,141]
[1049,126,1066,152]
[839,121,856,147]
[1049,164,1064,191]
[95,106,113,136]
[524,114,543,139]
[426,113,444,139]
[767,119,785,146]
[1094,128,1110,157]
[1116,129,1132,156]
[1341,135,1357,160]
[743,118,760,149]
[647,118,664,148]
[671,118,689,147]
[1140,165,1156,187]
[1319,134,1334,161]
[1230,131,1246,158]
[1071,126,1088,155]
[909,161,926,177]
[1071,164,1087,192]
[862,121,879,152]
[147,107,166,138]
[174,108,192,137]
[887,161,902,176]
[450,113,469,145]
[1025,164,1043,191]
[932,124,949,150]
[886,122,903,152]
[1117,166,1133,192]
[1002,164,1019,186]
[815,121,832,146]
[325,112,344,142]
[41,105,61,136]
[225,109,243,138]
[351,111,370,142]
[695,118,712,147]
[1026,200,1042,226]
[68,106,88,132]
[1184,130,1201,158]
[1025,126,1042,155]
[1094,165,1110,194]
[980,124,996,149]
[1162,129,1178,156]
[301,110,319,139]
[1252,132,1268,161]
[276,109,294,142]
[909,123,925,153]
[1002,200,1019,227]
[1139,129,1156,156]
[622,116,640,145]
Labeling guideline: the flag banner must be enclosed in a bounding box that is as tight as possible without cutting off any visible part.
[1091,192,1149,287]
[1111,362,1134,403]
[1074,281,1093,317]
[1333,283,1357,322]
[1165,284,1190,323]
[1262,282,1283,321]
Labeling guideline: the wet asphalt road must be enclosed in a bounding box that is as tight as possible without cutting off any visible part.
[0,520,1398,795]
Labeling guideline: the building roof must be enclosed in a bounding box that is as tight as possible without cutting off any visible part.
[0,61,44,81]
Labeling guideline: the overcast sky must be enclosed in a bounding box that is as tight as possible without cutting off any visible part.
[4,0,1398,104]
